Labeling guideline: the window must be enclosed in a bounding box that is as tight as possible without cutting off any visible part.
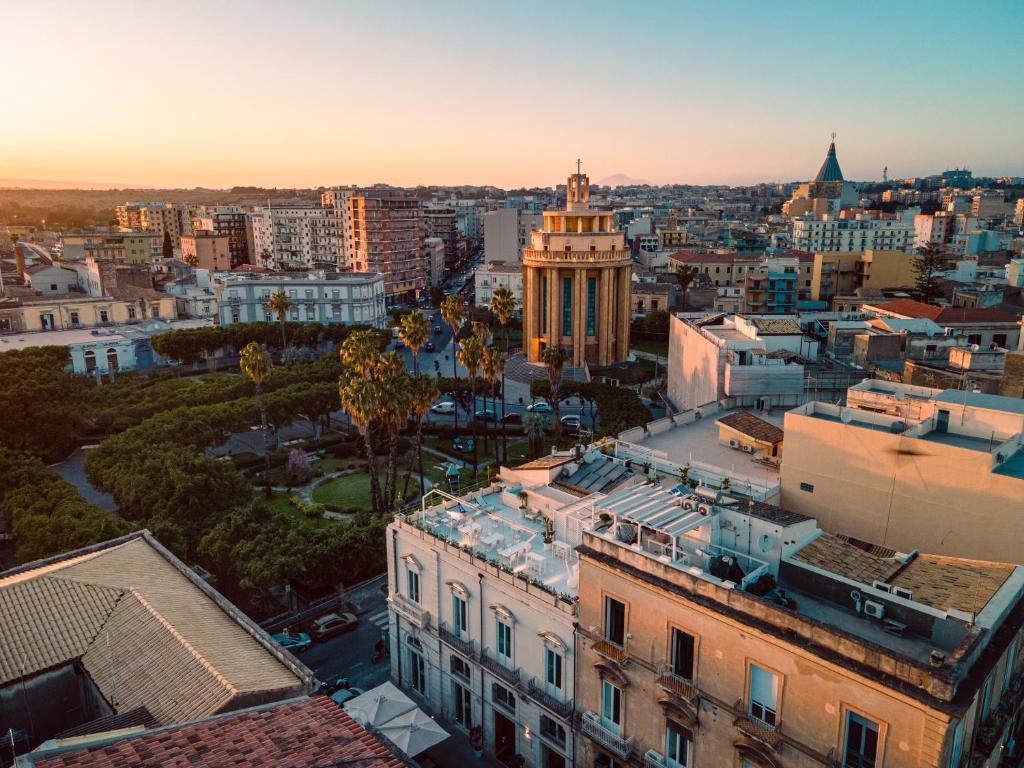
[541,278,548,333]
[670,628,695,679]
[450,654,471,681]
[800,482,815,493]
[151,305,160,318]
[967,334,982,345]
[290,309,299,320]
[843,711,879,767]
[406,568,420,604]
[70,311,80,326]
[600,679,622,732]
[605,596,626,645]
[586,276,596,335]
[749,665,779,726]
[540,714,566,746]
[947,719,963,768]
[408,647,426,695]
[545,647,563,690]
[1003,638,1020,693]
[562,277,572,335]
[993,334,1007,348]
[99,309,109,323]
[453,594,468,637]
[665,720,692,768]
[496,619,512,661]
[453,681,472,727]
[231,310,240,324]
[492,682,515,713]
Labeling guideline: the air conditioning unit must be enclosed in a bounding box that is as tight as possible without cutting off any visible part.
[872,580,893,593]
[741,445,754,453]
[728,439,740,448]
[893,586,913,600]
[683,500,695,511]
[697,504,711,516]
[863,600,885,620]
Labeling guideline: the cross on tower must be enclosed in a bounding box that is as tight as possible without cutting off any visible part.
[577,158,582,175]
[831,132,836,142]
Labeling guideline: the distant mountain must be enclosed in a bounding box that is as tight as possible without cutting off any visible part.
[597,173,651,187]
[0,177,143,190]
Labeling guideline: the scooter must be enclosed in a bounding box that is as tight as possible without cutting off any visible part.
[321,675,350,695]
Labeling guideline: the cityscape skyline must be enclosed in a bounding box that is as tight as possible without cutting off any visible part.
[2,0,1023,189]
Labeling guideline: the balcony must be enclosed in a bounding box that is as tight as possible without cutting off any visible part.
[591,639,628,664]
[439,621,477,659]
[388,592,430,630]
[579,711,633,760]
[655,663,696,701]
[644,749,666,768]
[480,650,521,687]
[734,714,781,750]
[525,677,574,720]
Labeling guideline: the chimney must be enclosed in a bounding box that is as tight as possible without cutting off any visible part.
[15,247,25,280]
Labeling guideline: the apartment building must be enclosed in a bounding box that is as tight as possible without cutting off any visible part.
[180,231,231,271]
[59,231,161,263]
[424,205,465,272]
[669,252,815,297]
[215,271,386,327]
[791,216,914,254]
[424,237,446,286]
[193,205,251,267]
[972,194,1015,221]
[862,300,1021,349]
[484,208,543,264]
[780,379,1024,563]
[246,202,346,269]
[0,291,176,332]
[809,249,917,301]
[387,452,644,768]
[349,188,427,303]
[1014,198,1024,227]
[742,256,798,314]
[575,480,1024,768]
[115,202,198,248]
[475,261,523,308]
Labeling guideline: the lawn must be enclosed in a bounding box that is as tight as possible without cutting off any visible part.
[257,490,338,529]
[312,472,374,510]
[631,339,669,357]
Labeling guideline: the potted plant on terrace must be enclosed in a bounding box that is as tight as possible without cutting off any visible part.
[542,516,554,549]
[469,725,484,758]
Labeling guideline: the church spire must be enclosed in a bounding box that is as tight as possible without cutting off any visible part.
[814,135,844,183]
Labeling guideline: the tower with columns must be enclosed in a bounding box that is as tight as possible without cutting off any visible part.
[522,166,632,368]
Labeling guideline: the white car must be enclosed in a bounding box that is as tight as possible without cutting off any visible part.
[330,687,366,707]
[430,401,457,415]
[526,401,553,413]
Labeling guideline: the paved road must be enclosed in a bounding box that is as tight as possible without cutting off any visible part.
[51,447,118,512]
[298,575,392,692]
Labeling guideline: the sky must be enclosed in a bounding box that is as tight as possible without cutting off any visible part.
[1,0,1022,189]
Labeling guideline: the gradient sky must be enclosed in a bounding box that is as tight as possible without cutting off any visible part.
[2,0,1022,189]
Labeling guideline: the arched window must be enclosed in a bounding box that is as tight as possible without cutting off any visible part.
[106,348,119,372]
[84,350,96,372]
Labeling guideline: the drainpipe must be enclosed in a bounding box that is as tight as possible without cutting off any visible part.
[571,620,579,768]
[391,528,402,684]
[478,571,487,749]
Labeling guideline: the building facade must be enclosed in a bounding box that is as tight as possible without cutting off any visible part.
[246,202,347,270]
[475,262,523,308]
[522,170,633,367]
[484,208,543,264]
[59,231,161,263]
[180,231,232,272]
[349,188,427,304]
[216,272,386,327]
[0,293,177,332]
[792,216,914,254]
[809,249,917,301]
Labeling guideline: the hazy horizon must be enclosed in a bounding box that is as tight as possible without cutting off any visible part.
[3,0,1022,189]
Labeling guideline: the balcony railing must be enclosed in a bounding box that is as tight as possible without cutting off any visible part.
[644,749,666,768]
[388,592,430,630]
[655,662,697,701]
[579,711,633,759]
[591,639,628,664]
[439,621,477,659]
[734,714,781,750]
[525,677,574,720]
[480,650,521,687]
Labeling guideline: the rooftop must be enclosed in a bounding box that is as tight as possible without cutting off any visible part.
[814,141,845,183]
[716,411,784,446]
[18,697,405,768]
[749,317,803,336]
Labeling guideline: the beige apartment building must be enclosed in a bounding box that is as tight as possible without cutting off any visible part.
[575,481,1024,768]
[180,231,232,271]
[59,231,161,263]
[779,379,1024,563]
[348,188,426,303]
[809,249,917,302]
[0,291,176,332]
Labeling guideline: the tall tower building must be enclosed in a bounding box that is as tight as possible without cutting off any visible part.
[348,188,426,304]
[523,166,633,367]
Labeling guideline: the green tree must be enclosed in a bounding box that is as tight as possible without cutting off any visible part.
[267,291,294,352]
[441,294,467,426]
[481,345,501,462]
[457,334,484,478]
[398,310,430,375]
[541,345,569,439]
[240,341,274,498]
[429,285,445,308]
[523,413,545,459]
[490,286,515,462]
[162,230,174,260]
[377,352,412,512]
[674,264,700,310]
[408,373,439,500]
[912,246,946,304]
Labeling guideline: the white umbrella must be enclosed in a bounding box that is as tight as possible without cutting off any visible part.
[343,682,417,727]
[376,708,449,756]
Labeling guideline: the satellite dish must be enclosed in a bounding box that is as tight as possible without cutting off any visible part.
[971,344,980,352]
[840,409,853,424]
[758,533,774,552]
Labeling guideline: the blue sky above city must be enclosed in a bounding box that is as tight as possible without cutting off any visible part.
[1,0,1022,188]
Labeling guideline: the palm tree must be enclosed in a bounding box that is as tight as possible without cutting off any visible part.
[376,353,412,512]
[183,251,198,268]
[542,345,569,439]
[457,334,484,479]
[339,331,386,514]
[398,310,430,375]
[481,345,502,463]
[490,288,516,463]
[268,291,294,352]
[524,413,545,459]
[239,342,273,498]
[675,264,700,310]
[408,373,439,499]
[440,294,466,426]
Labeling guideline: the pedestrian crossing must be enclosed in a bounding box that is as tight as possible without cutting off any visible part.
[368,609,390,629]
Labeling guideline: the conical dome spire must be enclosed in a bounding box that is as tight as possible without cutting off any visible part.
[814,137,844,183]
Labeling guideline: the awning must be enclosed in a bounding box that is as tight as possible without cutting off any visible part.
[377,707,449,756]
[343,681,416,728]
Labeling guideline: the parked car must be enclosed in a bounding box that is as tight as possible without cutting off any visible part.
[502,412,523,424]
[527,401,552,413]
[560,415,582,434]
[272,631,312,654]
[394,340,405,349]
[452,436,475,454]
[329,687,366,707]
[474,409,496,421]
[424,341,436,352]
[430,401,457,414]
[311,612,359,640]
[433,325,443,335]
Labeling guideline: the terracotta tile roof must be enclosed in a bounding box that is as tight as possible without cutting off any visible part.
[0,533,313,727]
[868,300,943,321]
[791,533,904,585]
[716,411,784,446]
[669,251,755,264]
[892,555,1014,616]
[933,306,1020,324]
[23,697,408,768]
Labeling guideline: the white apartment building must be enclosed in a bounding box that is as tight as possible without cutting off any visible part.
[424,237,446,286]
[248,193,351,269]
[1014,198,1024,227]
[474,261,523,308]
[215,271,385,327]
[387,452,644,768]
[484,208,543,264]
[792,216,913,253]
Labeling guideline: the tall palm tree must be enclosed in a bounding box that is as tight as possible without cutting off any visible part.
[408,373,439,500]
[492,350,506,463]
[674,264,700,311]
[457,334,484,479]
[524,413,545,459]
[340,331,386,514]
[239,342,273,498]
[267,291,294,352]
[376,353,412,512]
[440,294,466,427]
[481,345,501,462]
[398,310,430,375]
[491,287,516,353]
[542,345,568,439]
